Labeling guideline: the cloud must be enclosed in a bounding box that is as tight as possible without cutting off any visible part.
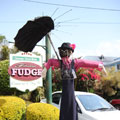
[96,40,120,57]
[74,40,120,57]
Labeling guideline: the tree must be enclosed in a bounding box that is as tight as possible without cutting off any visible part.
[1,45,10,60]
[0,35,20,60]
[0,35,8,46]
[0,35,5,43]
[0,35,9,60]
[9,46,19,54]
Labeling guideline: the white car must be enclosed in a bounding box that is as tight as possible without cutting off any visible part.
[41,91,120,120]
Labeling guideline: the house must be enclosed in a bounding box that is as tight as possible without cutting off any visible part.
[104,57,120,71]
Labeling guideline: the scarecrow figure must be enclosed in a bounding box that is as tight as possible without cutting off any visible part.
[42,42,105,120]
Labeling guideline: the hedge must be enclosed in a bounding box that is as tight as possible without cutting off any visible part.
[0,96,26,120]
[26,103,60,120]
[0,60,18,95]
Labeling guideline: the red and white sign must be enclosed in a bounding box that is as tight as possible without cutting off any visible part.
[8,62,42,81]
[8,52,43,92]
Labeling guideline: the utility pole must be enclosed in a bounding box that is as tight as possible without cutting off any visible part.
[45,34,52,104]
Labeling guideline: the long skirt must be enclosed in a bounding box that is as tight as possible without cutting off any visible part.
[60,79,78,120]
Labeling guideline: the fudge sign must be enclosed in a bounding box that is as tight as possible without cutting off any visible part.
[9,52,43,92]
[8,62,42,81]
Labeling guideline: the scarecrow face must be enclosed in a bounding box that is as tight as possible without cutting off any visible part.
[59,49,73,58]
[58,42,75,58]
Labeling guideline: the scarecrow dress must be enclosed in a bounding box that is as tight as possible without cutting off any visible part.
[60,59,78,120]
[44,57,103,120]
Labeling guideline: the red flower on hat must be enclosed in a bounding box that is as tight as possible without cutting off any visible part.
[70,44,76,50]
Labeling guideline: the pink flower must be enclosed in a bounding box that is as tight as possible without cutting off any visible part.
[52,66,55,71]
[81,77,85,81]
[82,74,87,77]
[70,44,76,50]
[90,74,94,79]
[89,68,94,71]
[96,74,100,80]
[96,68,102,71]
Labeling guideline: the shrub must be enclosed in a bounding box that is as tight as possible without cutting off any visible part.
[75,67,101,92]
[95,67,120,100]
[30,87,45,102]
[0,60,18,95]
[52,68,62,92]
[26,103,60,120]
[0,60,10,94]
[0,60,27,96]
[0,96,26,120]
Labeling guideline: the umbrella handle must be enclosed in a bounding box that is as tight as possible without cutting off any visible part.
[47,34,60,61]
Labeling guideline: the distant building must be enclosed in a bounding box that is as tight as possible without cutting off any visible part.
[104,57,120,71]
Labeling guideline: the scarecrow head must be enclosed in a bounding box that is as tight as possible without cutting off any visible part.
[58,42,76,58]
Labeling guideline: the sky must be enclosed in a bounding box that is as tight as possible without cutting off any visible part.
[0,0,120,59]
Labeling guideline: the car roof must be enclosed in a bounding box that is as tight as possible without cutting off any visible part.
[53,91,96,96]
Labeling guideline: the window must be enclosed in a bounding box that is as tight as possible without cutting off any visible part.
[77,94,112,111]
[52,93,62,104]
[117,64,120,70]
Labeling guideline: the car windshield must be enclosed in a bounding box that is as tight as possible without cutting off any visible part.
[77,94,114,111]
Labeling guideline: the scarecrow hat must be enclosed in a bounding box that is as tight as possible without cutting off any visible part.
[58,42,76,52]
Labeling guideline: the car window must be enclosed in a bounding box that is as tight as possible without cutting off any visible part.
[52,93,62,104]
[77,94,113,111]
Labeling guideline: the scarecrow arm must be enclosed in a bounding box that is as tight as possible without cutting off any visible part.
[41,59,59,78]
[44,59,60,70]
[74,59,103,71]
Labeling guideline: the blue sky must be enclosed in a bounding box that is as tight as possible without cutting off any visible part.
[0,0,120,58]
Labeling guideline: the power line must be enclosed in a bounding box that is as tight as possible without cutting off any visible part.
[51,8,59,17]
[1,21,120,24]
[58,22,120,24]
[0,21,25,23]
[54,9,72,21]
[24,0,120,12]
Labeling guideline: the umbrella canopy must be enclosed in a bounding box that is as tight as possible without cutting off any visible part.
[14,16,54,52]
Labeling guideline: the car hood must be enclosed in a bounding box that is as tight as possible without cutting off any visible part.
[87,110,120,120]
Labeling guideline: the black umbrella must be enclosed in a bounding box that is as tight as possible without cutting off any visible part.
[14,16,54,52]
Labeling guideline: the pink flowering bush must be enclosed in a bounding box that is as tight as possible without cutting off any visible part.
[52,68,62,91]
[52,67,102,93]
[75,68,101,92]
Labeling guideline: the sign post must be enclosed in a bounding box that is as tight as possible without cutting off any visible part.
[45,34,52,104]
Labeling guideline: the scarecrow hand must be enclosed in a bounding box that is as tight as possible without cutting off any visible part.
[99,64,108,75]
[102,66,108,76]
[41,67,47,78]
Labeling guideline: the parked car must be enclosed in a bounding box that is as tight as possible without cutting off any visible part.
[110,99,120,110]
[41,91,120,120]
